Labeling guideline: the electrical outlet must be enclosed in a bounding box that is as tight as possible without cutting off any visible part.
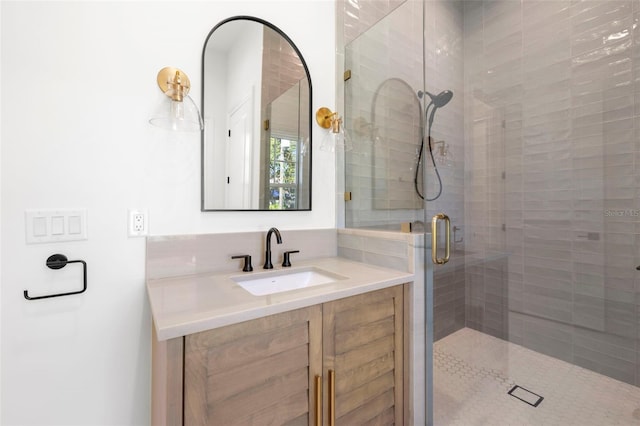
[128,209,148,237]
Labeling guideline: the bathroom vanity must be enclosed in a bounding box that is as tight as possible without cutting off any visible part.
[149,257,412,425]
[145,8,431,424]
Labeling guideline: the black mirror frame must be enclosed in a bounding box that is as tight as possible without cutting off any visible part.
[200,15,313,212]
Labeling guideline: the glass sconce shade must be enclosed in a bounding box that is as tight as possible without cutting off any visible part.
[149,67,203,132]
[316,107,351,152]
[319,123,351,152]
[149,95,203,132]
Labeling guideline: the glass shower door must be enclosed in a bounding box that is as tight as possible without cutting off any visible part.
[343,2,433,424]
[342,0,640,424]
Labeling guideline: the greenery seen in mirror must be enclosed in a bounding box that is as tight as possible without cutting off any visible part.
[201,16,312,211]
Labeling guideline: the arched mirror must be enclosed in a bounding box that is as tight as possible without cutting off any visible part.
[201,16,312,211]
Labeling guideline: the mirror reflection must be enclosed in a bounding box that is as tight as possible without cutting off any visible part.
[201,17,311,211]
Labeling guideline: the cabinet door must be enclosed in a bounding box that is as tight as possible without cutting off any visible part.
[323,285,405,425]
[184,305,322,426]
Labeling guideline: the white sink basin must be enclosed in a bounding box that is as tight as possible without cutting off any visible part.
[232,267,347,296]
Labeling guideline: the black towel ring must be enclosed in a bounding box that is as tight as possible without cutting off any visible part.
[24,254,87,300]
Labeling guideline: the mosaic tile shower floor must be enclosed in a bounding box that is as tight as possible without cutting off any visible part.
[434,328,640,425]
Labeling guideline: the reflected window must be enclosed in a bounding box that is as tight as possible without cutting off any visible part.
[269,137,299,209]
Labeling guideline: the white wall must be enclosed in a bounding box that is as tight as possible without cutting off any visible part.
[226,25,263,208]
[203,48,228,206]
[0,1,335,425]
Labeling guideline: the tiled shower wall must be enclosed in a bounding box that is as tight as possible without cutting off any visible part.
[341,0,469,340]
[341,0,640,386]
[464,0,640,386]
[344,1,425,226]
[343,0,465,230]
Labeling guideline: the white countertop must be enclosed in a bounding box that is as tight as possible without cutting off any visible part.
[147,257,415,341]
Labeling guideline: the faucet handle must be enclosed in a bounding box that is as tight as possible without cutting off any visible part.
[282,250,300,267]
[231,254,253,272]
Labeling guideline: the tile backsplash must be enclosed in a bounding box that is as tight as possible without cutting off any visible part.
[146,229,337,280]
[337,228,419,273]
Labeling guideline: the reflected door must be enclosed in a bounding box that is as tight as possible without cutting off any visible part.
[226,96,253,209]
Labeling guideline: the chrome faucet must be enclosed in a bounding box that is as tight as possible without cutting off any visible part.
[263,227,282,269]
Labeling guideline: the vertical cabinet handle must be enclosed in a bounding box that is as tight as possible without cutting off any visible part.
[431,213,451,265]
[314,375,322,426]
[328,369,335,426]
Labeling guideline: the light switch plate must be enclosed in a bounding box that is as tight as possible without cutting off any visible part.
[25,209,87,244]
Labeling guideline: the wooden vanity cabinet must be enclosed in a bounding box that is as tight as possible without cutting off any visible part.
[184,305,322,425]
[323,285,406,425]
[152,284,407,426]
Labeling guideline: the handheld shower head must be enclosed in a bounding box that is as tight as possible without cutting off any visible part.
[418,90,453,108]
[426,90,453,127]
[414,88,453,202]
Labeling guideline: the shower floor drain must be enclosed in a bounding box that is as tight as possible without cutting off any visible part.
[508,385,543,407]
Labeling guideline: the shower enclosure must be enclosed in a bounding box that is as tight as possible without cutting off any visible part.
[338,0,640,423]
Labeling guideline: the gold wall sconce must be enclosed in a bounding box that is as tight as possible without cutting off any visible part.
[316,107,350,151]
[149,67,203,132]
[316,107,342,133]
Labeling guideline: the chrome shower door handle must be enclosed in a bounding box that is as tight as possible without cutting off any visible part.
[431,213,450,265]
